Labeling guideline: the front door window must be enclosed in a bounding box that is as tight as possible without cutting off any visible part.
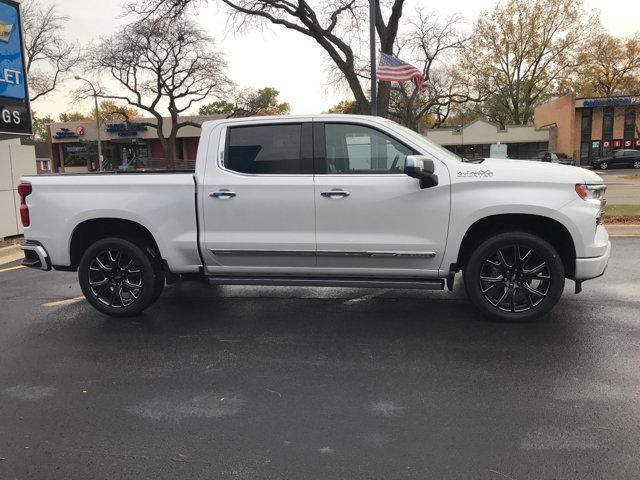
[323,123,414,174]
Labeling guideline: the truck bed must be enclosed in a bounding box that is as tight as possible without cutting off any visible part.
[22,172,202,273]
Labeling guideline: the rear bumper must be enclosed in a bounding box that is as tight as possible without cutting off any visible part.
[574,240,611,281]
[20,240,51,271]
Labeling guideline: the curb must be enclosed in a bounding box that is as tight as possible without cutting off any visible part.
[606,224,640,237]
[0,244,23,266]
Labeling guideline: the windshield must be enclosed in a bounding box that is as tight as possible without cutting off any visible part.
[384,119,463,163]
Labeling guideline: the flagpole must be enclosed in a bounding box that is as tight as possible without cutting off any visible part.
[369,0,377,116]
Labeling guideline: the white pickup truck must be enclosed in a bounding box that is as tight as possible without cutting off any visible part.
[19,115,610,321]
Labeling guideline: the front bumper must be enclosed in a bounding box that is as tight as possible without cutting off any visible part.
[21,240,51,271]
[574,240,611,281]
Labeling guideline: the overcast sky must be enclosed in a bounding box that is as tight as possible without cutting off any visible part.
[30,0,640,119]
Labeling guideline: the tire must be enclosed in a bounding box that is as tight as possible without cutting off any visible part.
[599,162,608,170]
[78,238,163,317]
[633,161,640,169]
[463,232,565,322]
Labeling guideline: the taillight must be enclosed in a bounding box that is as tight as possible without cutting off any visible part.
[18,182,32,227]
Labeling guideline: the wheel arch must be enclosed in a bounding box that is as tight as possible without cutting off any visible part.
[456,213,576,279]
[69,218,162,270]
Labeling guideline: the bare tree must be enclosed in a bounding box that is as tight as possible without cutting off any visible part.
[85,17,232,167]
[124,0,407,117]
[21,0,80,102]
[220,0,406,116]
[125,0,198,18]
[200,87,290,117]
[385,11,485,131]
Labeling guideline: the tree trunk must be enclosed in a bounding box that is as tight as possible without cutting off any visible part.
[160,137,176,169]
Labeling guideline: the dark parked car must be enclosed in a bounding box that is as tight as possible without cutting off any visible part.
[592,149,640,170]
[541,152,574,165]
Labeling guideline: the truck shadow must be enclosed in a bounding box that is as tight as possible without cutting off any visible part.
[96,279,582,351]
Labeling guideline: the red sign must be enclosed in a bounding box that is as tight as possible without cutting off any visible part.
[603,140,611,148]
[635,139,640,148]
[75,125,85,136]
[613,139,622,148]
[624,139,633,148]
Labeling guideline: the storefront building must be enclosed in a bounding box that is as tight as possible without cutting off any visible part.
[535,94,640,165]
[47,114,225,172]
[423,119,552,160]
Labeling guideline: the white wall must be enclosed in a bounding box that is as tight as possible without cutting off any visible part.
[0,141,37,238]
[424,119,550,146]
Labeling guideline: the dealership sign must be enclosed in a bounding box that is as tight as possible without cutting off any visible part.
[0,0,31,135]
[106,121,148,137]
[54,127,79,139]
[577,96,640,108]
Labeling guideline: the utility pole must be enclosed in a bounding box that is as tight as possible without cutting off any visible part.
[369,0,377,116]
[75,76,103,171]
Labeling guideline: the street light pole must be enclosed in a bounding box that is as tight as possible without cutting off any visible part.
[369,0,377,116]
[75,76,103,172]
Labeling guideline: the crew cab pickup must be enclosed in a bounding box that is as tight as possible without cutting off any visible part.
[19,115,610,321]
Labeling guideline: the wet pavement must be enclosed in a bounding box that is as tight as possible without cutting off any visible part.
[1,238,639,479]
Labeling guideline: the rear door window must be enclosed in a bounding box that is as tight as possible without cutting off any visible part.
[225,124,309,174]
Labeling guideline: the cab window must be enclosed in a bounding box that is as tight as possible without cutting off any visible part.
[322,123,415,174]
[225,124,307,174]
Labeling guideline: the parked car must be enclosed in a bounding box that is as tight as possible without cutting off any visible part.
[541,152,574,165]
[592,149,640,170]
[18,115,610,322]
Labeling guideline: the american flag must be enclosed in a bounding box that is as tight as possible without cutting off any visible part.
[376,52,427,93]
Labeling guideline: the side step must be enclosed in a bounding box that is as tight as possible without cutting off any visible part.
[207,275,445,290]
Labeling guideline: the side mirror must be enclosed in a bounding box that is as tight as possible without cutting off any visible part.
[404,155,438,189]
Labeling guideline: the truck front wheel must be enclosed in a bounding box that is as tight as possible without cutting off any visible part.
[464,232,565,322]
[78,238,163,317]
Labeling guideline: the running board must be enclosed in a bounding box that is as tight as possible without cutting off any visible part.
[207,276,445,290]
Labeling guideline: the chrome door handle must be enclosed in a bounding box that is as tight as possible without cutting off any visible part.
[321,189,350,198]
[210,190,236,199]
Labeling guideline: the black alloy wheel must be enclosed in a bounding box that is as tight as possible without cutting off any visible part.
[479,244,550,313]
[464,232,565,322]
[88,249,144,308]
[79,238,162,317]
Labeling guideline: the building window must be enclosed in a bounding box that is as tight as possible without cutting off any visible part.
[602,107,614,140]
[624,107,636,139]
[506,142,549,160]
[580,141,591,163]
[36,160,50,171]
[581,109,592,142]
[591,140,601,160]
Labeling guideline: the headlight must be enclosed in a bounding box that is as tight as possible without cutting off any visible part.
[575,183,606,225]
[575,183,606,201]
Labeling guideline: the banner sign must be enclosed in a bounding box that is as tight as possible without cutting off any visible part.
[0,0,32,135]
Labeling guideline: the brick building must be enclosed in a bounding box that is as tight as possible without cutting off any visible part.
[535,94,640,165]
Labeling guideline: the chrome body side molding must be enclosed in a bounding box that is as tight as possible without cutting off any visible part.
[211,249,436,259]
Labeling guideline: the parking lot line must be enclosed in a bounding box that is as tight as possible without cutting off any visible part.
[42,296,85,308]
[0,265,25,273]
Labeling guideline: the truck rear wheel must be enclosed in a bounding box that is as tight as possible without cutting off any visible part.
[78,238,163,317]
[463,232,565,322]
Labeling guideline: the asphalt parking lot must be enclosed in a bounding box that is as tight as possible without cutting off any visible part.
[1,238,639,480]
